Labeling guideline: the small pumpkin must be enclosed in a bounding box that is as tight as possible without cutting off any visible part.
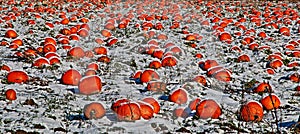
[173,107,190,118]
[83,102,106,119]
[188,98,201,111]
[146,81,167,92]
[5,89,17,101]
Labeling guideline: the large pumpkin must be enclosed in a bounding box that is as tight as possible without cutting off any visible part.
[61,69,82,86]
[7,70,29,83]
[240,101,264,122]
[196,99,222,119]
[78,75,102,95]
[116,102,141,121]
[111,98,130,112]
[169,88,188,104]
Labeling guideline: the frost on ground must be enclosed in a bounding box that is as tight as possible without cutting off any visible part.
[0,0,300,133]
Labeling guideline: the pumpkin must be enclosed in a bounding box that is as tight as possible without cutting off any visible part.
[140,69,160,83]
[196,99,222,119]
[138,101,154,120]
[213,69,231,82]
[199,59,218,71]
[142,97,160,114]
[260,94,281,110]
[7,70,29,83]
[254,82,272,93]
[111,98,130,112]
[5,89,17,101]
[61,69,82,86]
[146,81,167,92]
[5,29,18,39]
[32,57,50,68]
[78,75,102,95]
[161,56,177,67]
[240,101,264,122]
[83,102,106,119]
[116,102,141,121]
[193,75,207,86]
[169,88,188,104]
[188,98,201,111]
[68,46,85,59]
[173,107,190,118]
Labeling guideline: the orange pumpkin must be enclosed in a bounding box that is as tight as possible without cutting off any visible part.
[196,99,222,119]
[61,69,82,86]
[279,26,290,36]
[101,29,112,37]
[199,59,218,71]
[49,57,61,65]
[213,69,231,82]
[84,50,94,58]
[169,88,188,104]
[97,55,111,63]
[142,97,160,114]
[161,56,177,67]
[188,98,201,111]
[254,82,272,93]
[116,102,141,121]
[0,64,11,72]
[93,46,108,55]
[45,52,60,59]
[130,70,142,79]
[83,102,106,119]
[138,101,154,120]
[206,66,224,77]
[7,70,29,83]
[237,54,250,62]
[32,57,50,68]
[193,75,207,86]
[149,60,162,69]
[240,101,264,122]
[77,28,89,37]
[5,29,18,39]
[268,59,283,69]
[111,98,130,112]
[219,32,232,44]
[260,94,281,110]
[146,81,167,92]
[68,46,85,59]
[84,69,97,76]
[289,73,300,83]
[152,49,164,59]
[78,75,102,95]
[5,89,17,101]
[140,69,160,83]
[173,107,190,118]
[87,62,99,71]
[43,43,57,54]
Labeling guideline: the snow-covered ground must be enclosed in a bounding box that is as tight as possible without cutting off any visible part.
[0,0,300,133]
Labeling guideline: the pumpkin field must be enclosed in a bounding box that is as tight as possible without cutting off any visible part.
[1,0,300,133]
